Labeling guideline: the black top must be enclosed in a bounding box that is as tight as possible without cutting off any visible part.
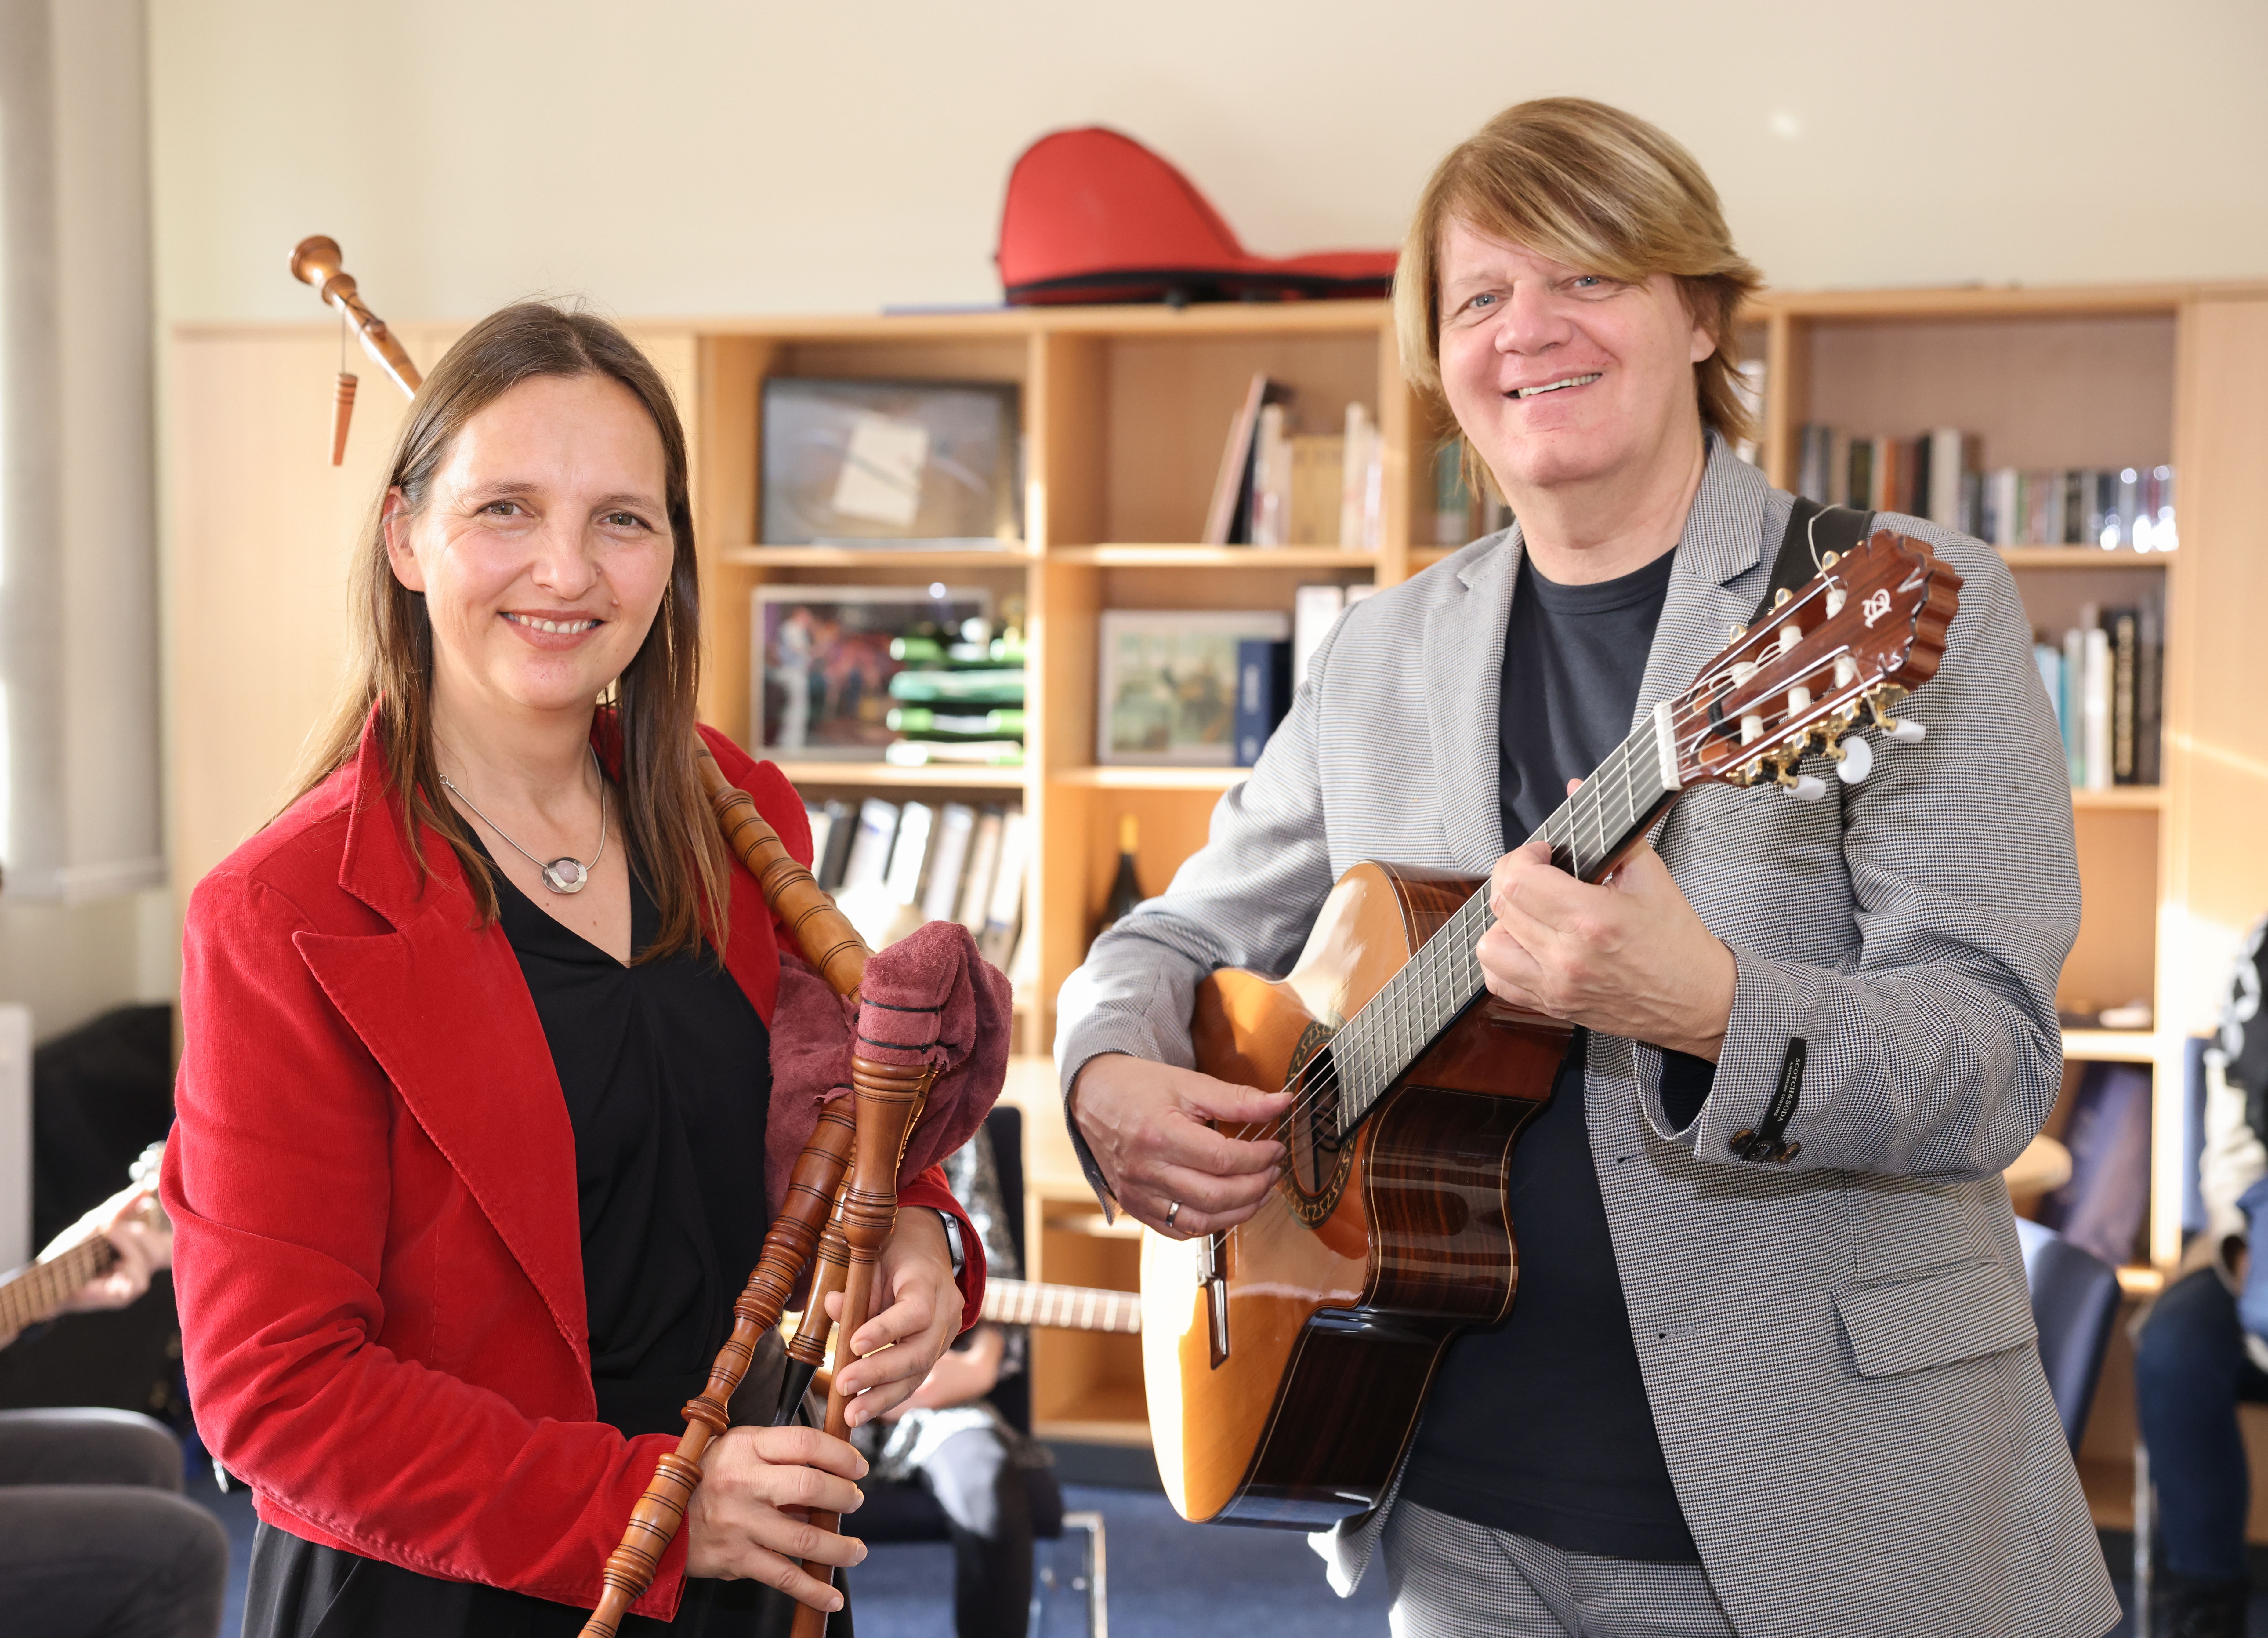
[244,844,788,1638]
[1400,546,1713,1563]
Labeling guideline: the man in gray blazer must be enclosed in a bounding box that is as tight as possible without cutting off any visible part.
[1055,98,2120,1638]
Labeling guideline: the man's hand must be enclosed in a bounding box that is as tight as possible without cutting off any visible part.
[1479,828,1736,1062]
[58,1191,172,1316]
[1068,1055,1289,1239]
[827,1208,963,1428]
[882,1323,1005,1420]
[684,1423,868,1609]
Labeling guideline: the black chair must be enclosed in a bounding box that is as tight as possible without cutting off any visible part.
[855,1105,1106,1636]
[2015,1215,2123,1451]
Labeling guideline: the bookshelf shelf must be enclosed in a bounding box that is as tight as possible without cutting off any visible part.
[1998,548,2176,570]
[1052,766,1250,792]
[1051,544,1380,568]
[2058,1028,2162,1064]
[770,760,1027,789]
[720,545,1031,568]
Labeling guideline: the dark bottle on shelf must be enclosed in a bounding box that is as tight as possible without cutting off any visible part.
[1094,815,1144,943]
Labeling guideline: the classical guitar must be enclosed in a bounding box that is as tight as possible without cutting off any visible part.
[1141,529,1961,1527]
[0,1142,168,1349]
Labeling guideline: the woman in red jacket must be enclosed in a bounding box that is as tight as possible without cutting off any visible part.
[163,303,981,1636]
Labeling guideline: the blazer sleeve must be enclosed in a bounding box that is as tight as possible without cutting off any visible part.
[164,869,697,1619]
[1052,610,1347,1205]
[1658,527,2080,1180]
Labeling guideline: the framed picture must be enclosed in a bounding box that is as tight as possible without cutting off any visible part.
[760,377,1022,548]
[1098,609,1292,765]
[755,585,992,758]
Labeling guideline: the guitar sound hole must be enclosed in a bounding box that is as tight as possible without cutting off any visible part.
[1281,1021,1353,1225]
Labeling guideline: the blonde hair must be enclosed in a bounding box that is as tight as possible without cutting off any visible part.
[293,303,731,962]
[1394,98,1763,453]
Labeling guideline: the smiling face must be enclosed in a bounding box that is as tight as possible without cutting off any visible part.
[1435,217,1715,505]
[384,372,675,731]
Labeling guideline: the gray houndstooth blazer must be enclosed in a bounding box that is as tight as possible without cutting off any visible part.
[1054,438,2121,1638]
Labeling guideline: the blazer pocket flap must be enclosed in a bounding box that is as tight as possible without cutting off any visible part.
[1832,1259,2037,1378]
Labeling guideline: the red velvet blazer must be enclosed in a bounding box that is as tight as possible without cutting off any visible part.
[162,719,981,1621]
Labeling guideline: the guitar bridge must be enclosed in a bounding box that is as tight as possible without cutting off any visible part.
[1200,1231,1229,1367]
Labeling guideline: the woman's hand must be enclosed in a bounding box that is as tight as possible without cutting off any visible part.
[683,1424,868,1609]
[59,1194,172,1315]
[825,1208,964,1427]
[881,1324,1005,1421]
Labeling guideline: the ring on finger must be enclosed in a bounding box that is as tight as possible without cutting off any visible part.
[1165,1199,1182,1230]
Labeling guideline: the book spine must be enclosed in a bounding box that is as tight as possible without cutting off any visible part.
[2060,627,2087,786]
[1339,404,1370,549]
[1233,640,1292,767]
[1292,583,1346,691]
[2108,608,2137,783]
[2082,624,2112,792]
[2137,598,2162,785]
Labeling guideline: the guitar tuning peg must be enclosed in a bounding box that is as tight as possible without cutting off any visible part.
[1885,717,1926,744]
[1831,733,1873,785]
[1780,773,1829,803]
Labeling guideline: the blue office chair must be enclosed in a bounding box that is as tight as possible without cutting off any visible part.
[2016,1214,2124,1451]
[855,1105,1106,1637]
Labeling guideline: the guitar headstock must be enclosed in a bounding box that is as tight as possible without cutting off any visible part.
[1668,529,1962,798]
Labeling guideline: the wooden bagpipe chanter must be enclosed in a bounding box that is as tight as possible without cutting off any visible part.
[287,239,1012,1638]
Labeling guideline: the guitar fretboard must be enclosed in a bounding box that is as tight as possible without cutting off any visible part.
[1328,701,1683,1132]
[0,1233,117,1338]
[981,1278,1141,1334]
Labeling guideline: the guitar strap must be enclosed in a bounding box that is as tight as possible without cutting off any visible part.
[1750,499,1875,627]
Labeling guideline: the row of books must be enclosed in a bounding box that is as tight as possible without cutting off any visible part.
[806,798,1031,975]
[1796,423,2176,550]
[882,620,1027,768]
[1205,374,1384,549]
[2034,598,2162,789]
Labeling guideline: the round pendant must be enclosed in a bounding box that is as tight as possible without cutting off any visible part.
[542,857,590,894]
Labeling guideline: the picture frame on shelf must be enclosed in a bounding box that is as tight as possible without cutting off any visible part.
[760,377,1022,548]
[1097,609,1292,766]
[753,584,991,759]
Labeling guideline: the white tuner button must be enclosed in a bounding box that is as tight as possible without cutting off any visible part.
[1782,774,1829,803]
[1887,718,1927,744]
[1835,735,1873,784]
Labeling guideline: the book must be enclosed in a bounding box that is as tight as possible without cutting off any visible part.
[2106,606,2138,784]
[1288,434,1345,546]
[883,740,1025,767]
[1234,638,1293,766]
[1924,429,1975,527]
[2136,598,2162,785]
[2061,626,2088,786]
[1433,443,1472,546]
[887,669,1027,705]
[2037,1061,2153,1269]
[1202,373,1291,546]
[885,706,1027,739]
[1340,404,1376,550]
[2033,642,2063,748]
[959,808,1005,935]
[814,798,856,890]
[1293,583,1346,691]
[2081,622,2112,792]
[839,799,900,897]
[920,802,978,924]
[804,803,835,887]
[1250,403,1292,547]
[883,801,935,909]
[1847,440,1873,516]
[980,809,1032,967]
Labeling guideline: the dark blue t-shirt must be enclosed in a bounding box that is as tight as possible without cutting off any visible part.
[1399,544,1711,1562]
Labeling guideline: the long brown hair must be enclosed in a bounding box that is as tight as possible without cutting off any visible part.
[295,301,730,961]
[1394,98,1764,456]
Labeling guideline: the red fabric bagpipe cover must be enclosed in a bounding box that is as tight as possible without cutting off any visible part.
[766,918,1014,1214]
[997,126,1397,306]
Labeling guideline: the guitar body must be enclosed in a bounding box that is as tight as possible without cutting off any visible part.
[1143,861,1569,1527]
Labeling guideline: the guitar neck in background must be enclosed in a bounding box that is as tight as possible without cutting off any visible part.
[0,1232,117,1339]
[1328,701,1684,1132]
[981,1277,1142,1334]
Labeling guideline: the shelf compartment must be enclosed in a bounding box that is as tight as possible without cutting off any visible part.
[1052,544,1379,568]
[1999,548,2177,569]
[722,545,1031,568]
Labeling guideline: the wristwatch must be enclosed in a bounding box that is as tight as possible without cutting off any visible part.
[935,1209,966,1277]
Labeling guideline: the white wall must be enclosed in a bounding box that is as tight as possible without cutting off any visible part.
[149,0,2268,328]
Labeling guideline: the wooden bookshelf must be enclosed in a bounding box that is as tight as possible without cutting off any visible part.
[166,279,2268,1463]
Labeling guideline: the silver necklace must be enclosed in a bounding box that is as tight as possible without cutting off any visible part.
[440,752,609,895]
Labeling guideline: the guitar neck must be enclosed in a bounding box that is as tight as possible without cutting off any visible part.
[981,1278,1142,1334]
[0,1231,118,1338]
[1332,701,1683,1131]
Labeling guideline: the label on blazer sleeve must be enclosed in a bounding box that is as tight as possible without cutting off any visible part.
[1732,1038,1806,1163]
